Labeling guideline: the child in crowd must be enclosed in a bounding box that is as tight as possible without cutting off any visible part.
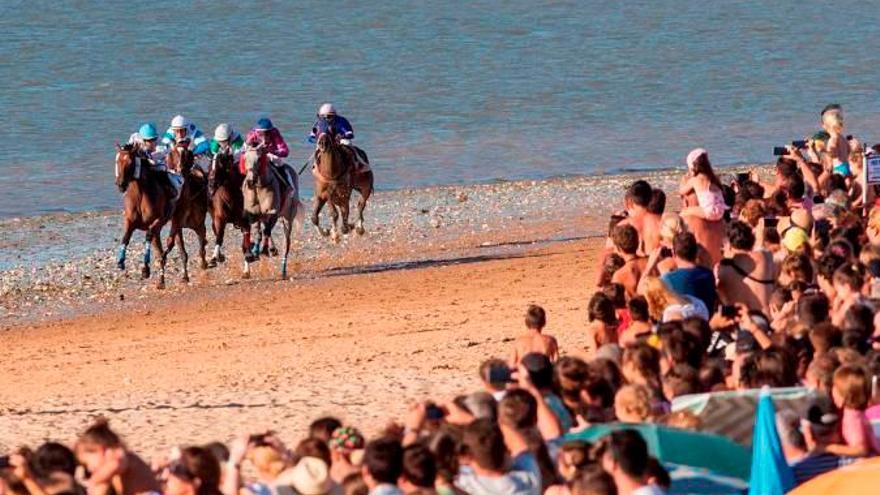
[511,304,559,365]
[825,365,880,456]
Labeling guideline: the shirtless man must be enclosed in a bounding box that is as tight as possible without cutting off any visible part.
[610,224,647,299]
[596,181,661,285]
[716,221,776,313]
[511,305,559,365]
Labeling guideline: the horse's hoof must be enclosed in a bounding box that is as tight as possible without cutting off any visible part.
[269,246,279,257]
[356,225,365,236]
[242,271,251,279]
[117,261,126,271]
[141,267,151,279]
[208,258,218,268]
[182,274,190,283]
[218,253,226,263]
[320,229,330,238]
[200,261,208,270]
[156,280,166,290]
[244,253,257,263]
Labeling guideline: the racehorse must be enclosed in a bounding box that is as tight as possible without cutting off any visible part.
[114,142,171,289]
[241,145,303,279]
[207,149,252,269]
[312,132,375,241]
[162,144,209,283]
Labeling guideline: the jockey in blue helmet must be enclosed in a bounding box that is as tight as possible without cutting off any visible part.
[126,123,182,205]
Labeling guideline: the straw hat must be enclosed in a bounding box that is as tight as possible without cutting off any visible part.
[275,457,331,495]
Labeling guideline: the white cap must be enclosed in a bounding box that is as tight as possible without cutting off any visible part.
[170,115,190,129]
[318,103,336,117]
[214,123,232,141]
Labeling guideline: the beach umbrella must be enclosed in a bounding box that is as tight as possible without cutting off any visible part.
[788,457,880,495]
[747,387,794,495]
[566,423,751,480]
[664,464,748,494]
[672,387,815,445]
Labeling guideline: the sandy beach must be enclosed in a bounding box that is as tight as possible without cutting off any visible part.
[0,235,600,456]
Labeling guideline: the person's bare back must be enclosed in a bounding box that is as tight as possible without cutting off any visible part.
[511,331,559,366]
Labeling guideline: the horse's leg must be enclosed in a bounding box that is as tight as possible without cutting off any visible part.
[312,195,329,237]
[152,229,166,290]
[142,232,153,280]
[177,229,189,282]
[241,225,252,278]
[253,223,263,259]
[117,220,134,270]
[196,223,208,270]
[262,217,277,256]
[209,210,225,268]
[329,199,341,243]
[339,190,352,236]
[355,174,373,235]
[279,216,291,280]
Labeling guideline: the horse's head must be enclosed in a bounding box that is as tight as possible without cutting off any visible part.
[242,147,263,190]
[209,150,236,195]
[167,143,194,176]
[316,132,334,153]
[114,143,138,192]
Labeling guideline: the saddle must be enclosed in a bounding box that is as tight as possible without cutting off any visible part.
[271,164,296,193]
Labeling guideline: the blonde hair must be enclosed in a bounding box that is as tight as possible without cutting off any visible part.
[823,109,844,134]
[248,446,288,478]
[644,277,687,322]
[659,213,687,242]
[614,384,654,422]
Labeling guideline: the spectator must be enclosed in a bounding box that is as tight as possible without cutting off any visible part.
[511,305,559,365]
[361,438,404,495]
[599,430,664,495]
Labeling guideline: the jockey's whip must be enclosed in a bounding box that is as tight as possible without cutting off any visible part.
[297,156,313,176]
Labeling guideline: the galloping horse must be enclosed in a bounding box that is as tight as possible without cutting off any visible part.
[208,149,252,269]
[114,143,171,289]
[162,144,209,282]
[241,146,303,279]
[312,133,375,240]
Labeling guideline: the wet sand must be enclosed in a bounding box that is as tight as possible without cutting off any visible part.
[0,167,765,455]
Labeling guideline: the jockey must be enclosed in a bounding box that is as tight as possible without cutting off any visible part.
[209,123,244,159]
[309,103,354,144]
[127,123,182,206]
[245,117,293,188]
[161,115,210,155]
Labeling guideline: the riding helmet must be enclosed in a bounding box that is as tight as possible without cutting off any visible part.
[170,115,190,129]
[138,123,159,140]
[318,103,336,117]
[214,123,233,141]
[255,117,274,131]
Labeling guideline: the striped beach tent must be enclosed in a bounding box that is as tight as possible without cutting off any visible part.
[671,387,816,445]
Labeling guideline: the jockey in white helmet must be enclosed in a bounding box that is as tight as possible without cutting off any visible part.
[209,123,244,159]
[161,115,210,155]
[309,103,354,145]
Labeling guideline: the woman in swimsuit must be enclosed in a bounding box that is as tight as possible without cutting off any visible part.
[716,221,777,313]
[679,148,727,222]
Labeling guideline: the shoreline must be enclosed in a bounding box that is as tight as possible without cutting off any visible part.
[0,236,601,455]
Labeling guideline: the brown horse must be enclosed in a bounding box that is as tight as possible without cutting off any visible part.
[208,149,253,270]
[312,133,350,241]
[114,142,171,289]
[162,144,209,282]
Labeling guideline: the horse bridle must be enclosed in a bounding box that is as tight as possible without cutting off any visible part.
[315,133,350,183]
